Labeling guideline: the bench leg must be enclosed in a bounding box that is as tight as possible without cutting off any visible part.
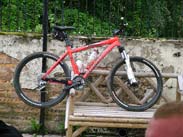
[66,125,73,137]
[73,126,88,137]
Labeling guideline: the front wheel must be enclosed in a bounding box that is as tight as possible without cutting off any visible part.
[13,52,70,108]
[107,57,163,111]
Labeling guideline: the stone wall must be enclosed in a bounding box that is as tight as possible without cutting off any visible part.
[0,52,65,133]
[0,34,183,132]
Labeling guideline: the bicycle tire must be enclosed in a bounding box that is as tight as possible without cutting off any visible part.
[13,52,70,108]
[107,56,163,111]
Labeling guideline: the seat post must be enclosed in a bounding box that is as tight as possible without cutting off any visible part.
[64,33,72,47]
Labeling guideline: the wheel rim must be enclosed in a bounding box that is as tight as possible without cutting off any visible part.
[110,58,162,110]
[16,54,68,107]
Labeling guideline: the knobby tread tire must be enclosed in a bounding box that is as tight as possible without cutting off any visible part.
[13,52,70,108]
[107,56,163,111]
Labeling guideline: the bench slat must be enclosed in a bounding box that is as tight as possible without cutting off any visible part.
[69,121,148,128]
[73,103,155,119]
[69,116,150,123]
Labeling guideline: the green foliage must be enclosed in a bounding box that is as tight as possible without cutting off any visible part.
[30,118,48,135]
[56,8,115,36]
[58,122,65,133]
[0,0,183,38]
[30,119,41,134]
[1,0,42,32]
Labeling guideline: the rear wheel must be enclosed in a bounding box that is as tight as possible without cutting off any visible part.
[13,52,70,108]
[107,57,162,111]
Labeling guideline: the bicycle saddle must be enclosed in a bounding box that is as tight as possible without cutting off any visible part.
[53,26,75,41]
[53,26,75,32]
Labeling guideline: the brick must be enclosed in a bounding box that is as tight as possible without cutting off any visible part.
[0,65,15,81]
[0,82,14,92]
[0,53,18,64]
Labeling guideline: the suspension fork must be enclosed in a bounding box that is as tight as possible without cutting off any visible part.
[118,46,137,85]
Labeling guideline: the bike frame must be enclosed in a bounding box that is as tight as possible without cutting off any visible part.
[42,36,121,83]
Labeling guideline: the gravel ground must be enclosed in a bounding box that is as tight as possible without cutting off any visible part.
[22,134,65,137]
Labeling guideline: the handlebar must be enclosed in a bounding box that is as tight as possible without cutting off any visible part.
[113,17,128,36]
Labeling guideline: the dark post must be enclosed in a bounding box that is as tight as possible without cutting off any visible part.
[40,0,48,135]
[0,0,2,31]
[42,0,48,52]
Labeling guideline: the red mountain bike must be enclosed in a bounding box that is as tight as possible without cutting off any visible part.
[13,26,163,111]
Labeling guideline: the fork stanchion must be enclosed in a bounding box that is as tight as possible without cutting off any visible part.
[39,0,48,135]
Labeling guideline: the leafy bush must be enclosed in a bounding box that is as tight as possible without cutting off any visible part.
[1,0,42,32]
[49,8,115,36]
[1,0,183,38]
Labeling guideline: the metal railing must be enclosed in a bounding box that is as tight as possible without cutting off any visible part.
[0,0,183,38]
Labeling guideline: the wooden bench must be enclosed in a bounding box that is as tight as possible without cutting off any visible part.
[65,71,182,137]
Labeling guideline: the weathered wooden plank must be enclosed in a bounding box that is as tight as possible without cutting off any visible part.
[75,102,118,107]
[69,116,150,123]
[74,105,155,112]
[72,126,88,137]
[69,121,148,128]
[73,108,155,114]
[89,83,108,103]
[73,112,153,119]
[94,75,104,86]
[66,125,73,137]
[73,106,155,119]
[92,70,179,78]
[74,102,160,109]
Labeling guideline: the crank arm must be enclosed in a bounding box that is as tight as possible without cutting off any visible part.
[44,78,68,84]
[64,82,81,90]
